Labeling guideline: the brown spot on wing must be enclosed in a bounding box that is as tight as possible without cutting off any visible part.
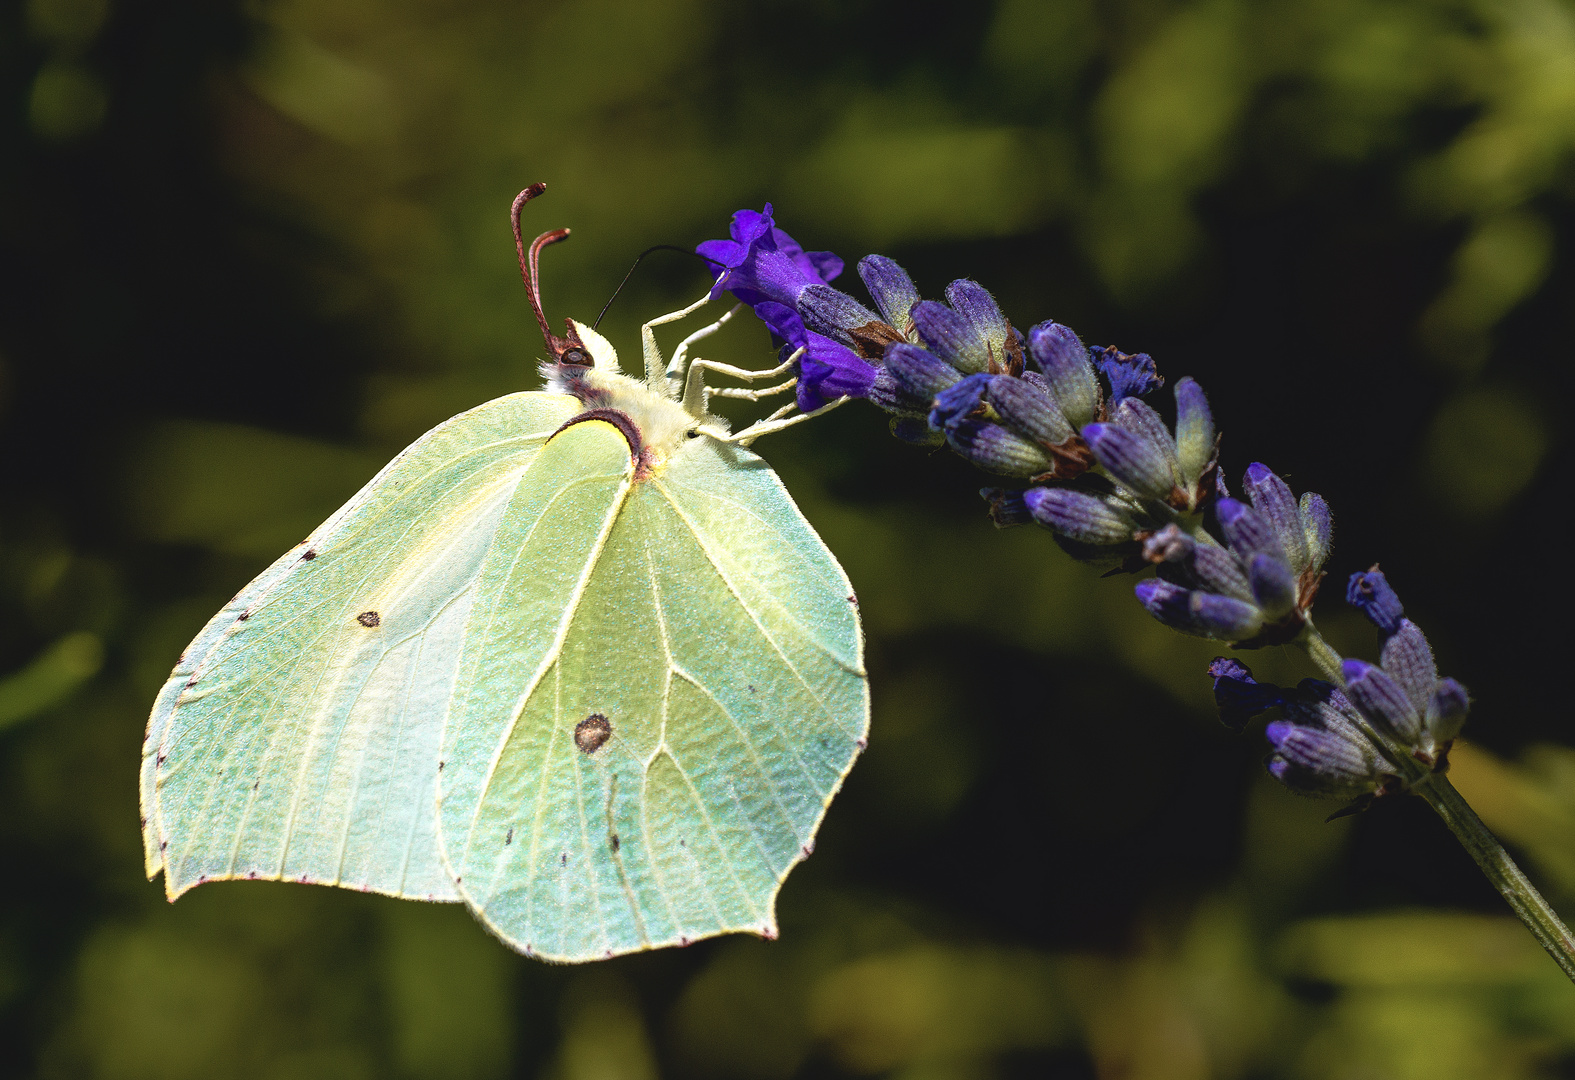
[575,713,612,754]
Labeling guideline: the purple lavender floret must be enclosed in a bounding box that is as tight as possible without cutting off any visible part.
[1207,658,1285,732]
[1209,659,1384,797]
[1091,345,1163,406]
[1139,463,1329,645]
[1340,574,1469,767]
[1346,567,1404,636]
[754,301,877,412]
[697,206,843,308]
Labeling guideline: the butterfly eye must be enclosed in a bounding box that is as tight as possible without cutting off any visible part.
[561,347,590,366]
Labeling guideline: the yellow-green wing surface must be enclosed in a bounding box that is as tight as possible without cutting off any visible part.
[439,422,868,961]
[143,391,580,901]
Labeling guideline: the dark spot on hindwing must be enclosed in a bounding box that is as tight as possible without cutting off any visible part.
[301,549,317,561]
[356,610,381,627]
[610,833,621,853]
[504,827,513,846]
[575,713,612,754]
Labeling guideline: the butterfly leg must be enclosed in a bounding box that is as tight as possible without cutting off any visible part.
[640,289,714,389]
[709,377,798,402]
[682,347,804,416]
[723,395,852,446]
[668,303,744,389]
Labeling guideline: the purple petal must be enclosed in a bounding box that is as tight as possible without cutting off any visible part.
[754,301,807,349]
[1092,345,1162,405]
[796,333,877,411]
[929,373,992,431]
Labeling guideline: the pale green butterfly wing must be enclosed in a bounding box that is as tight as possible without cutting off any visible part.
[143,391,580,901]
[438,421,867,961]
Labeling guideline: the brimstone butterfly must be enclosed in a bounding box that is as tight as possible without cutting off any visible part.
[139,185,868,962]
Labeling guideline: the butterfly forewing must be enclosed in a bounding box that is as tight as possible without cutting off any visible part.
[438,426,868,961]
[144,391,580,901]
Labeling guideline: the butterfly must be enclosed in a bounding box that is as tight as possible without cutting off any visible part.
[140,184,868,962]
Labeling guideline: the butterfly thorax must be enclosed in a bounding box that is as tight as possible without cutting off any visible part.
[540,320,726,482]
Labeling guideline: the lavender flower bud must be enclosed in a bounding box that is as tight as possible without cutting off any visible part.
[1270,680,1383,797]
[1173,377,1215,488]
[1027,322,1099,428]
[1216,498,1278,562]
[1379,621,1438,711]
[1244,463,1309,574]
[1342,659,1423,743]
[911,299,991,374]
[797,283,883,348]
[1428,678,1471,743]
[1135,579,1263,640]
[945,420,1056,477]
[1083,422,1175,500]
[945,280,1014,367]
[1301,493,1333,571]
[881,343,962,404]
[857,255,920,335]
[1024,487,1136,545]
[984,376,1075,445]
[1247,552,1298,620]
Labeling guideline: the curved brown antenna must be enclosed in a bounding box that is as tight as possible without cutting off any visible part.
[510,184,588,364]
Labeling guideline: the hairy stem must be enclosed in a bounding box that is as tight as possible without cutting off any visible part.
[1413,774,1575,983]
[1298,625,1575,983]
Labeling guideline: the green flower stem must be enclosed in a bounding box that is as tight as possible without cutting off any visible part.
[1413,772,1575,982]
[1298,626,1575,983]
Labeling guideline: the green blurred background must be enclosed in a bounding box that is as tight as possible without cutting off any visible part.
[3,0,1574,1075]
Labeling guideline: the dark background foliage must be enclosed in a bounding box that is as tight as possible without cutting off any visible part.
[2,0,1572,1076]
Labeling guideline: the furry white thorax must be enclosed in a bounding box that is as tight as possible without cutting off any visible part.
[539,319,728,474]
